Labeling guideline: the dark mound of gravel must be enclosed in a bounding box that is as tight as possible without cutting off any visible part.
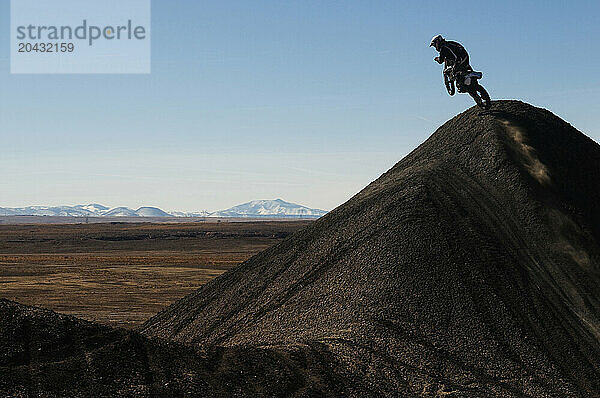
[141,101,600,396]
[0,299,346,397]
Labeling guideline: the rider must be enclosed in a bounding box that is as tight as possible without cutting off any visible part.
[430,35,472,91]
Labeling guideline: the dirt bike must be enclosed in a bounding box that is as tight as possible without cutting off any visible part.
[444,66,491,109]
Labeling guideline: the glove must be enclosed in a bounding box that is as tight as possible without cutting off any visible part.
[434,56,441,64]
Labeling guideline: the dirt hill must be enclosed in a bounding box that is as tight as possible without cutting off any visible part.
[141,101,600,396]
[1,101,599,397]
[0,299,344,396]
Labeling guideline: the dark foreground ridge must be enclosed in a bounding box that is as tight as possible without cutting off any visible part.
[0,299,342,396]
[2,101,599,396]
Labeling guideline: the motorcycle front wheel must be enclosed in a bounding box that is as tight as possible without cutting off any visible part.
[444,73,455,96]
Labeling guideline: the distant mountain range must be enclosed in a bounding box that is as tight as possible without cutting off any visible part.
[0,199,326,219]
[210,199,327,218]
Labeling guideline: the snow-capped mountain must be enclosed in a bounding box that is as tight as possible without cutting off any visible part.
[210,199,327,218]
[169,211,211,218]
[0,206,96,217]
[102,207,140,217]
[135,207,172,217]
[75,204,109,214]
[0,204,170,217]
[0,207,16,216]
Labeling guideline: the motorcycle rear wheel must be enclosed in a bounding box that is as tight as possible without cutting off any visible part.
[477,84,492,109]
[469,84,491,109]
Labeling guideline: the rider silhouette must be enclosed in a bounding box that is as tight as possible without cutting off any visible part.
[430,34,491,109]
[430,35,472,91]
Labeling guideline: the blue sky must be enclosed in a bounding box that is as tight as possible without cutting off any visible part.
[1,0,599,211]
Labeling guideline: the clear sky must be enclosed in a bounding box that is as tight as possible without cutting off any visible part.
[1,0,599,212]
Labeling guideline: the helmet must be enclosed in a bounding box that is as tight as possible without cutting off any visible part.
[430,34,444,50]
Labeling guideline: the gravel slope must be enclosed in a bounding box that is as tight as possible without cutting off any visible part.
[141,101,600,396]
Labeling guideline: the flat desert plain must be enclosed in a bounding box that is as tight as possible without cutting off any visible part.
[0,220,311,328]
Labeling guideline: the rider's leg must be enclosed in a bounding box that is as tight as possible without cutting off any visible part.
[454,61,471,92]
[455,72,466,92]
[468,90,483,106]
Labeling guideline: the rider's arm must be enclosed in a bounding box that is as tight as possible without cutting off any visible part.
[435,51,445,64]
[435,46,448,64]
